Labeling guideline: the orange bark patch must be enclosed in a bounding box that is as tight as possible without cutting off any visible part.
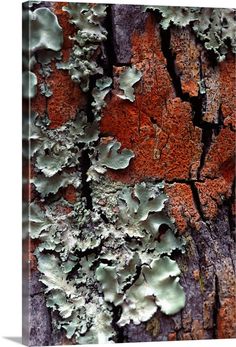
[195,178,232,220]
[219,54,236,129]
[63,185,78,204]
[201,127,235,180]
[168,332,177,341]
[165,183,201,233]
[47,62,87,129]
[217,297,236,338]
[101,16,202,183]
[171,27,200,97]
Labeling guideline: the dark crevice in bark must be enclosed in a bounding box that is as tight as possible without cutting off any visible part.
[80,150,93,210]
[189,181,206,222]
[102,5,117,78]
[87,75,97,123]
[160,27,184,99]
[100,213,109,224]
[197,124,213,180]
[212,275,220,338]
[224,179,236,241]
[111,304,124,343]
[159,26,226,181]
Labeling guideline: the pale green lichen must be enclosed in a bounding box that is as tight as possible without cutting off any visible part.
[57,3,108,92]
[117,66,142,102]
[87,139,135,182]
[39,82,52,98]
[22,5,63,98]
[28,7,63,52]
[32,177,185,342]
[22,71,37,98]
[30,111,98,177]
[144,6,236,61]
[92,77,112,118]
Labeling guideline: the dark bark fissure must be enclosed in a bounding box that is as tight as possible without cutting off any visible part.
[197,123,213,179]
[189,181,206,222]
[160,27,184,99]
[159,26,228,182]
[79,72,98,211]
[111,304,125,343]
[212,275,220,338]
[102,6,117,77]
[224,179,236,242]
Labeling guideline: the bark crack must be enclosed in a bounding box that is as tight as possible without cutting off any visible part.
[189,181,206,222]
[212,274,220,338]
[158,26,228,182]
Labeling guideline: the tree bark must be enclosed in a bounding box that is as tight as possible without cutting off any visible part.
[24,3,236,345]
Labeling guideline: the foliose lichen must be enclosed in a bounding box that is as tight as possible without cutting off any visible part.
[22,4,63,98]
[31,174,186,343]
[116,66,142,102]
[144,6,236,61]
[56,3,108,92]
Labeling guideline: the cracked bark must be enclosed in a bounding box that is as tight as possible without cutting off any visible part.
[102,5,236,341]
[24,4,236,344]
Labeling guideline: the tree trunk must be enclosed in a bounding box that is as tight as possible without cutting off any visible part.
[23,3,236,345]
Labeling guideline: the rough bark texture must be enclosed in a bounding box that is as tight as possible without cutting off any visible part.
[24,3,236,345]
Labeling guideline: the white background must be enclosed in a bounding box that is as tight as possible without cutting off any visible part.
[0,0,235,346]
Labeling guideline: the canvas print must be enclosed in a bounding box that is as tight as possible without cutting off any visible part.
[22,1,236,345]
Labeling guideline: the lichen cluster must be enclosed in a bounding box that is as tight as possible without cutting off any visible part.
[144,6,236,61]
[56,3,108,92]
[22,2,63,98]
[26,2,186,344]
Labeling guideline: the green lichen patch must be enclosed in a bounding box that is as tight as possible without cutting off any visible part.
[92,77,112,118]
[22,6,63,99]
[117,66,142,102]
[142,256,186,315]
[29,202,51,238]
[28,7,63,52]
[32,174,185,342]
[57,3,108,92]
[30,112,99,179]
[31,172,81,197]
[87,139,135,181]
[39,82,52,98]
[22,71,37,99]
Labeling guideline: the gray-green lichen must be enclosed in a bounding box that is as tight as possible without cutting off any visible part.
[22,5,63,98]
[57,3,108,92]
[87,139,135,181]
[31,176,185,343]
[92,77,112,118]
[39,82,52,98]
[144,6,236,61]
[22,71,38,99]
[28,7,63,52]
[116,66,142,102]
